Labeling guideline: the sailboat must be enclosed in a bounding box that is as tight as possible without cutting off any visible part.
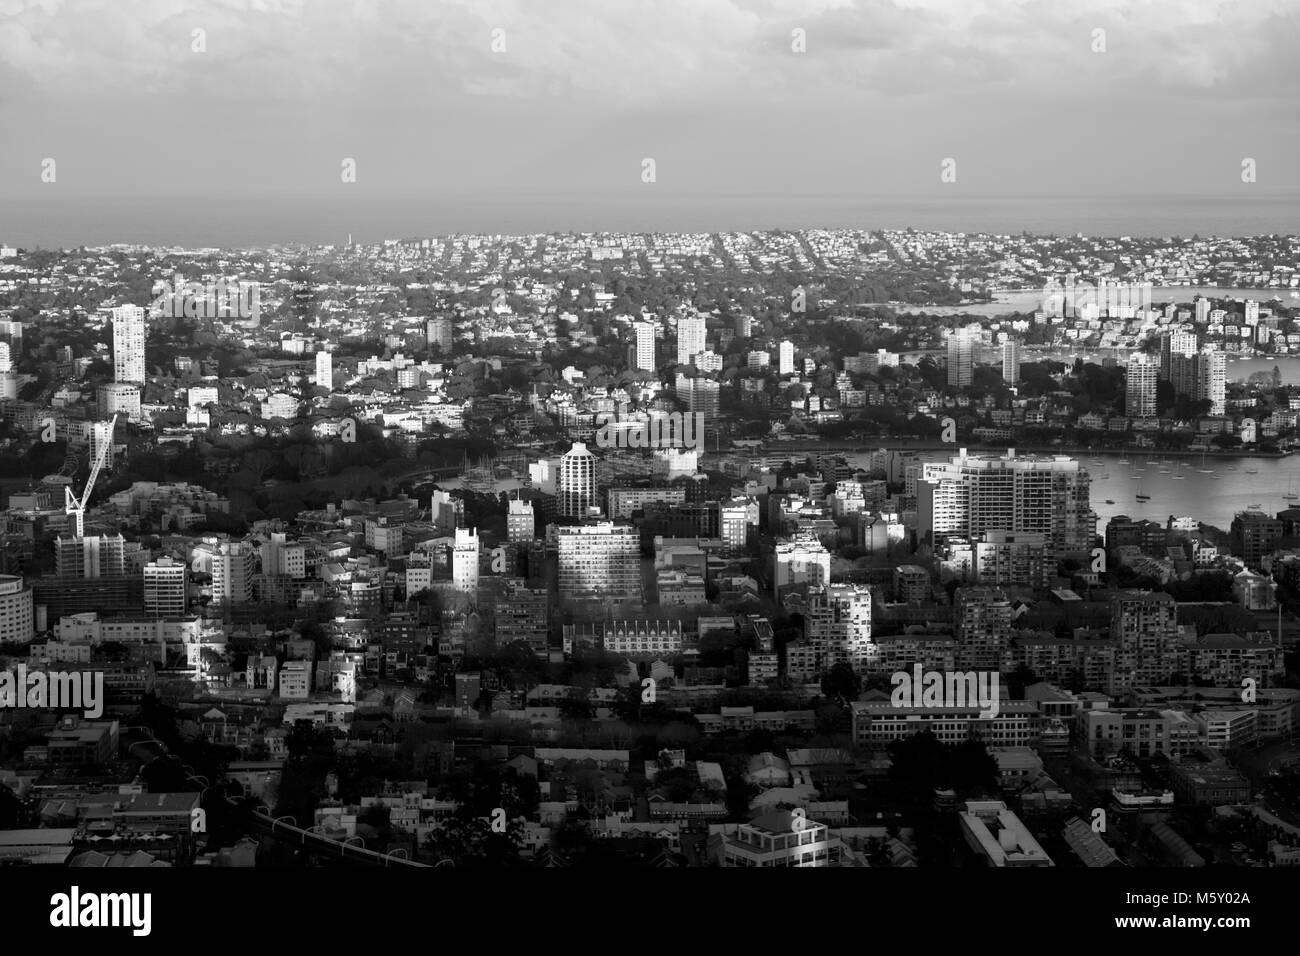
[1135,478,1150,502]
[1171,461,1185,480]
[1196,451,1213,474]
[1285,475,1299,502]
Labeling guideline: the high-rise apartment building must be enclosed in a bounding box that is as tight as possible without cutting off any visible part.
[143,556,188,617]
[634,321,657,372]
[955,586,1013,670]
[1231,511,1283,570]
[947,325,980,387]
[917,449,1093,552]
[719,496,758,555]
[774,535,831,594]
[0,575,34,644]
[1001,338,1020,384]
[112,305,147,384]
[806,583,875,674]
[557,522,641,601]
[260,532,307,578]
[1110,591,1178,692]
[425,316,453,351]
[677,315,707,365]
[1196,348,1227,416]
[315,349,333,392]
[507,498,536,543]
[211,540,257,605]
[559,442,597,518]
[493,578,549,656]
[1160,330,1198,382]
[778,340,796,376]
[674,374,720,422]
[1125,353,1159,418]
[452,527,480,595]
[56,534,126,579]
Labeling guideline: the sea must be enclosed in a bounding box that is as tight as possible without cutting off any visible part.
[2,193,1297,249]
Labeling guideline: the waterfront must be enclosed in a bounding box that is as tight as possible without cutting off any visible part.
[833,449,1300,532]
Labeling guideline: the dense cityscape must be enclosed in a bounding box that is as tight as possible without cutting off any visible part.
[0,229,1297,874]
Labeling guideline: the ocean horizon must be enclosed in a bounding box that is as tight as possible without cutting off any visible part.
[2,193,1297,249]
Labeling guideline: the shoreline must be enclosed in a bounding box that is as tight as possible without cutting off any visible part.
[736,438,1291,460]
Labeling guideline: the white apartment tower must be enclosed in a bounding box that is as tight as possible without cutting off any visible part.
[452,527,480,595]
[211,540,257,605]
[559,442,597,518]
[778,340,796,375]
[1125,353,1158,418]
[774,535,831,594]
[112,305,147,384]
[947,325,979,387]
[143,556,188,617]
[677,315,707,365]
[1001,338,1020,384]
[316,349,333,392]
[917,448,1093,552]
[634,321,657,372]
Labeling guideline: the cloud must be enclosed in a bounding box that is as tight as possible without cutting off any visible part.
[0,0,1291,106]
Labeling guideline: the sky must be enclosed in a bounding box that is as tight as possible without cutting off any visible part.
[0,0,1297,239]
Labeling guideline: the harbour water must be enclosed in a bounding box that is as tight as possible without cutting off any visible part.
[851,450,1300,532]
[1076,453,1300,531]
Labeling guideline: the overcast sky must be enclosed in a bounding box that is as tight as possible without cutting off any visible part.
[1,0,1297,205]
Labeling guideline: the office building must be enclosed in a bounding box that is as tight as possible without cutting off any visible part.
[559,442,598,518]
[111,305,146,384]
[720,811,843,868]
[557,522,641,601]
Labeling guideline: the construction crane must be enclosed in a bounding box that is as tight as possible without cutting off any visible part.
[65,413,118,539]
